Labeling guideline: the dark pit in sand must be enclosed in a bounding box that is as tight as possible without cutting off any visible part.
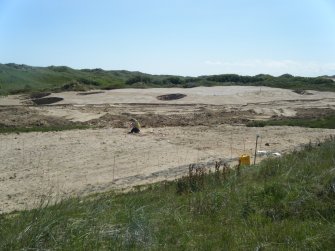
[29,92,51,99]
[157,93,186,101]
[77,91,105,96]
[32,97,64,105]
[293,89,313,95]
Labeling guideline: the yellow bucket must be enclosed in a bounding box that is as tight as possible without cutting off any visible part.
[239,154,250,166]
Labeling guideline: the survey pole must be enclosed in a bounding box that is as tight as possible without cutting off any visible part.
[254,134,260,165]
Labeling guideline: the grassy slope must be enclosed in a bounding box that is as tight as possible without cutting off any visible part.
[0,64,127,94]
[1,63,335,95]
[0,124,91,134]
[1,137,335,250]
[247,114,335,129]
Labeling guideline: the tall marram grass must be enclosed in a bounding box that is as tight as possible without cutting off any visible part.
[1,137,335,250]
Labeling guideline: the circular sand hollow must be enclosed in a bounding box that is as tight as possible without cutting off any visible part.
[157,93,186,101]
[32,97,64,105]
[29,92,51,99]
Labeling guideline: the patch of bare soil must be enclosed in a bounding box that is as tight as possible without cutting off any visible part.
[0,104,254,129]
[0,106,75,128]
[86,107,252,128]
[1,104,334,131]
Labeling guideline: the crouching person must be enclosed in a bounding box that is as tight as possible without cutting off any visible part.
[129,118,140,133]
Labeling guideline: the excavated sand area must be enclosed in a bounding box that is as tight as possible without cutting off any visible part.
[0,86,335,213]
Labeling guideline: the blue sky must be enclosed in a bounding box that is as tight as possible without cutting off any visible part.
[0,0,335,76]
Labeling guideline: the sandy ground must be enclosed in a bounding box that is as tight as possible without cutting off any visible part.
[1,126,334,213]
[2,86,335,107]
[1,86,335,213]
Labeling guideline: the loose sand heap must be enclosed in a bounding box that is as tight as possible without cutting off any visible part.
[0,86,335,213]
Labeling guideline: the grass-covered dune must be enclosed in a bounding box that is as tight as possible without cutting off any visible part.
[1,137,335,250]
[0,63,334,95]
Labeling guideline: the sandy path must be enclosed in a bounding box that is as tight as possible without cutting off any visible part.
[43,86,335,106]
[2,85,333,125]
[1,86,335,106]
[1,125,334,213]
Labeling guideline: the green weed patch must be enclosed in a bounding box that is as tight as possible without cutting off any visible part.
[0,125,91,134]
[247,115,335,129]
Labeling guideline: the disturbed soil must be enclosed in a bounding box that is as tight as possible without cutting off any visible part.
[0,86,335,213]
[0,103,334,129]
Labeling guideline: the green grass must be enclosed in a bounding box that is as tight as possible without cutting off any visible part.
[247,114,335,129]
[1,137,335,250]
[1,63,335,96]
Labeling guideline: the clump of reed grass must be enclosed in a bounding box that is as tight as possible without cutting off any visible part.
[176,161,232,195]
